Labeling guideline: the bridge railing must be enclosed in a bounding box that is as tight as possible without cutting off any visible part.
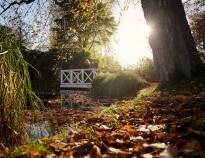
[60,68,97,88]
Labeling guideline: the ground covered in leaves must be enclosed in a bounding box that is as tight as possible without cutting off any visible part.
[2,81,205,158]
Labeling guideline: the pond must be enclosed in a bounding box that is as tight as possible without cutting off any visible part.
[26,90,96,141]
[26,121,55,141]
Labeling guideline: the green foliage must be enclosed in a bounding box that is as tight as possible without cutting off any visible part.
[95,85,158,127]
[23,49,60,95]
[135,58,158,82]
[10,142,49,157]
[27,0,117,95]
[0,26,41,147]
[24,49,98,95]
[92,71,148,98]
[95,53,122,72]
[51,0,116,61]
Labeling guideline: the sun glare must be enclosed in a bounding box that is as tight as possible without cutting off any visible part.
[112,5,153,67]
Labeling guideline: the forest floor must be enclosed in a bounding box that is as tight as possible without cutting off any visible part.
[2,81,205,158]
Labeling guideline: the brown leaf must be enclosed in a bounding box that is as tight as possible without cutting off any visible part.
[183,140,201,151]
[159,146,178,158]
[155,132,167,141]
[108,147,129,155]
[73,142,93,157]
[134,143,145,153]
[120,125,137,136]
[176,139,187,149]
[48,142,70,153]
[95,131,104,138]
[89,145,102,158]
[103,133,116,145]
[175,95,189,102]
[149,143,167,149]
[73,131,87,141]
[27,148,42,157]
[86,118,105,124]
[97,125,112,131]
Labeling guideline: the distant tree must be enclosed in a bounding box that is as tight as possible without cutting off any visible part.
[96,53,122,72]
[51,0,116,61]
[141,0,203,87]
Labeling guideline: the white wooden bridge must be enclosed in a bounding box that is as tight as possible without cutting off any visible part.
[60,69,97,89]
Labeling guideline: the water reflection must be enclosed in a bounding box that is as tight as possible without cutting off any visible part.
[27,121,54,141]
[60,90,96,111]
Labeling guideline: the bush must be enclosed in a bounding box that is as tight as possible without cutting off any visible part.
[135,58,158,82]
[24,49,60,96]
[24,49,98,96]
[92,71,148,98]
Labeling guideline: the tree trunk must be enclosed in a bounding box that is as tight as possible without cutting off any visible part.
[141,0,203,86]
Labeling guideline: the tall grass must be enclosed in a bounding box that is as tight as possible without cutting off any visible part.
[135,58,158,82]
[0,26,41,147]
[92,71,148,98]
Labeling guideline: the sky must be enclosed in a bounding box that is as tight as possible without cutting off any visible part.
[110,0,204,67]
[111,3,153,67]
[0,0,153,67]
[0,0,201,67]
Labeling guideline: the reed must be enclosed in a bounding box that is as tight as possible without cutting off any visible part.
[0,26,41,147]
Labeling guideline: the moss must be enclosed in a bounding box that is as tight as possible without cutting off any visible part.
[7,143,49,158]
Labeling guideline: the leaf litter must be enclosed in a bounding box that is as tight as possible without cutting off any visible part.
[4,83,205,158]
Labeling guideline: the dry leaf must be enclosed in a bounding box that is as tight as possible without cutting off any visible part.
[89,145,102,158]
[27,148,42,157]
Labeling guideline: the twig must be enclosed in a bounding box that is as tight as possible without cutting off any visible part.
[0,0,35,15]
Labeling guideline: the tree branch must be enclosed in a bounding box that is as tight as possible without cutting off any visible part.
[53,0,68,6]
[0,0,35,15]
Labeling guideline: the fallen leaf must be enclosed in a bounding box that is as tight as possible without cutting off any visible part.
[130,136,144,141]
[134,143,145,153]
[27,148,42,157]
[95,131,104,138]
[155,132,167,141]
[73,142,93,157]
[48,142,70,153]
[149,143,167,149]
[142,153,153,158]
[89,145,102,158]
[183,140,201,151]
[175,95,189,102]
[108,147,129,155]
[97,125,111,131]
[159,146,178,158]
[120,125,137,135]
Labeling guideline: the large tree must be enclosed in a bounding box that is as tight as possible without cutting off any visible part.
[141,0,203,86]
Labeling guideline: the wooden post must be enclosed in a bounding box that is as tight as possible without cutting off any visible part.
[82,69,84,83]
[61,70,63,84]
[70,70,73,83]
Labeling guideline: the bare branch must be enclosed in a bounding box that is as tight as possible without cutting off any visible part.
[0,0,35,15]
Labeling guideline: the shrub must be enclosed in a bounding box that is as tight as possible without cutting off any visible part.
[92,71,148,98]
[24,49,99,96]
[135,58,158,82]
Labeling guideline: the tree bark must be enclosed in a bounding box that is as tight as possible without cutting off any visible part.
[141,0,203,86]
